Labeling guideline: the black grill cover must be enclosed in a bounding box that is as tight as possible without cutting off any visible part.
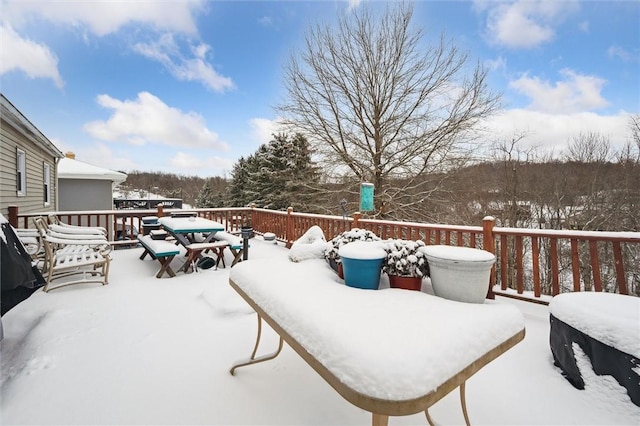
[550,313,639,406]
[1,221,45,315]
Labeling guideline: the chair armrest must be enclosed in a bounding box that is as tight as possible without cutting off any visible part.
[44,234,112,254]
[48,229,108,241]
[49,223,107,236]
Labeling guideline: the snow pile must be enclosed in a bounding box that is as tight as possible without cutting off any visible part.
[288,225,331,262]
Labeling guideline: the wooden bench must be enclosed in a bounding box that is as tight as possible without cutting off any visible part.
[138,235,180,278]
[228,257,526,426]
[211,231,245,266]
[182,241,229,272]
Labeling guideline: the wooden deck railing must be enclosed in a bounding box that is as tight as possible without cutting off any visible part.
[10,205,639,303]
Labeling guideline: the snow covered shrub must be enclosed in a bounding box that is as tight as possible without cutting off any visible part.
[324,228,381,262]
[382,239,430,277]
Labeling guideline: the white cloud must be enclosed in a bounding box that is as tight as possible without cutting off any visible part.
[2,0,204,36]
[170,152,235,176]
[347,0,362,12]
[249,117,284,145]
[509,69,608,113]
[57,142,234,177]
[608,45,636,62]
[133,34,234,92]
[578,20,589,32]
[482,109,632,153]
[54,141,139,173]
[485,56,507,72]
[258,16,274,27]
[0,25,63,88]
[84,92,229,150]
[478,0,579,49]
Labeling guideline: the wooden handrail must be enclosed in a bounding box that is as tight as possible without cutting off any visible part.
[13,205,640,302]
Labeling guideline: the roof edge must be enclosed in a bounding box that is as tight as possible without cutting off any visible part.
[1,93,64,159]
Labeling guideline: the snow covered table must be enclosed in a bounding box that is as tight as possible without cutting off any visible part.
[549,292,640,406]
[228,257,526,425]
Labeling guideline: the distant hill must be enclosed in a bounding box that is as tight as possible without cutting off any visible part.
[118,171,228,206]
[117,160,639,232]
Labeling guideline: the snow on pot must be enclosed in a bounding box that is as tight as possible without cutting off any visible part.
[424,245,495,304]
[338,241,386,290]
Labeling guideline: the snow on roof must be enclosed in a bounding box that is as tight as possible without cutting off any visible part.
[58,157,127,183]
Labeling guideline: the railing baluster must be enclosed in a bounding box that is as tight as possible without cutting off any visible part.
[516,235,524,294]
[532,237,541,298]
[612,242,628,295]
[550,238,560,296]
[570,239,581,292]
[500,235,508,291]
[589,240,603,292]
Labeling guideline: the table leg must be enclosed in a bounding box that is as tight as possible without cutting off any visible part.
[460,381,471,426]
[424,381,470,426]
[230,248,243,266]
[156,255,176,278]
[180,249,201,273]
[230,314,284,375]
[372,414,388,426]
[169,232,191,248]
[139,249,150,260]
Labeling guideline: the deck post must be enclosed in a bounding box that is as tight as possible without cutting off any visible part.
[286,206,294,248]
[483,216,496,300]
[157,205,164,218]
[249,203,256,233]
[353,211,361,229]
[8,205,19,228]
[8,206,19,228]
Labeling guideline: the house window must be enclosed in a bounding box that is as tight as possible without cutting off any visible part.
[44,162,51,206]
[17,148,26,196]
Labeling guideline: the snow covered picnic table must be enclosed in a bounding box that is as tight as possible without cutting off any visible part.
[228,257,526,425]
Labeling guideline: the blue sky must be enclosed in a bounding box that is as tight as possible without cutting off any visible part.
[1,0,638,178]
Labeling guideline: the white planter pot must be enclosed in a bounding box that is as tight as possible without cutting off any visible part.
[425,245,496,304]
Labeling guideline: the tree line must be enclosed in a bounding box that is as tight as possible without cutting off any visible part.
[120,128,639,234]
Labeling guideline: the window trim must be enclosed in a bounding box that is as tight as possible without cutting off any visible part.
[17,148,26,196]
[44,162,51,207]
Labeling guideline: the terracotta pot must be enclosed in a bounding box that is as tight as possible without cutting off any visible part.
[328,258,344,279]
[388,275,422,291]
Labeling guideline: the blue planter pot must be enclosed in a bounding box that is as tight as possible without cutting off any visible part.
[338,241,386,290]
[341,256,385,290]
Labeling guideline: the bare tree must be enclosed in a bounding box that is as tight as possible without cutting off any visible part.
[630,114,640,150]
[278,2,500,219]
[566,131,612,164]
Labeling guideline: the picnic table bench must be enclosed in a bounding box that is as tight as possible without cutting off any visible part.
[138,235,180,278]
[211,231,245,266]
[228,257,526,426]
[182,241,229,272]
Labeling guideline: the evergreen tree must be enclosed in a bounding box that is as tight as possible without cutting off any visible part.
[226,157,251,207]
[195,179,224,208]
[225,133,320,211]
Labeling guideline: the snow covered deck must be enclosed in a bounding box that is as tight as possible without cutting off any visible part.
[1,238,638,425]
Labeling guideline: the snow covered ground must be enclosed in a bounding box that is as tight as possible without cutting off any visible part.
[1,237,638,425]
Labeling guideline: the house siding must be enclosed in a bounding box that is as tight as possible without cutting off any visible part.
[1,95,63,218]
[58,179,114,211]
